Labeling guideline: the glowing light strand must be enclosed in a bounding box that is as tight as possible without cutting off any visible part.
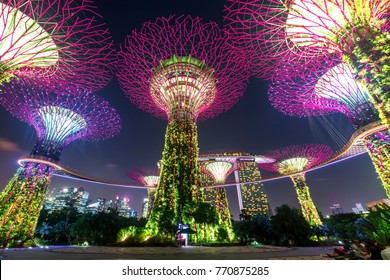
[117,15,250,236]
[259,144,332,226]
[0,0,115,90]
[38,106,87,145]
[0,79,120,246]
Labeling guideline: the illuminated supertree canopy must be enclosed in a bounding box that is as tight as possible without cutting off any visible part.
[0,0,115,90]
[269,56,379,128]
[203,161,236,184]
[128,168,160,218]
[0,79,121,161]
[117,15,249,235]
[0,78,121,246]
[224,0,390,119]
[128,168,160,187]
[260,144,333,226]
[269,54,390,198]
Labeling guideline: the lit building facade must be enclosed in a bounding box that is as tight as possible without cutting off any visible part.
[112,196,132,218]
[199,152,273,219]
[352,203,369,214]
[330,203,344,215]
[86,198,113,214]
[141,198,149,218]
[234,159,272,217]
[200,168,218,206]
[52,187,89,213]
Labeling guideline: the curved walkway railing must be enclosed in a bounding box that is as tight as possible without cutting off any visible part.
[17,121,388,189]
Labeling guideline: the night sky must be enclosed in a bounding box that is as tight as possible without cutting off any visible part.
[0,0,387,220]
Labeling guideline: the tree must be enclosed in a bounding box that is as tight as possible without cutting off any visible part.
[51,221,71,244]
[358,204,390,247]
[192,202,219,242]
[149,206,177,238]
[252,214,273,244]
[234,214,273,245]
[69,212,120,245]
[324,213,361,240]
[271,204,311,246]
[239,209,252,221]
[36,222,52,239]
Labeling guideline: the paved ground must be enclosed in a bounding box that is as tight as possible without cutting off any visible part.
[0,245,334,260]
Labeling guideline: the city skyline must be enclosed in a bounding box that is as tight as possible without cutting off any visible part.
[0,0,387,220]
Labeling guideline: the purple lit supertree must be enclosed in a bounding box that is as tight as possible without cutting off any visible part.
[0,78,121,246]
[259,144,333,226]
[117,16,249,235]
[128,168,160,218]
[224,0,390,121]
[0,0,115,90]
[269,53,390,198]
[200,159,238,241]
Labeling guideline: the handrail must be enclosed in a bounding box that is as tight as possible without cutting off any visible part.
[17,122,388,189]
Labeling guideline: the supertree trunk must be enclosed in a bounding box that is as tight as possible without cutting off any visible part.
[148,118,202,235]
[290,174,322,227]
[0,163,53,246]
[363,131,390,198]
[345,30,390,119]
[215,187,234,241]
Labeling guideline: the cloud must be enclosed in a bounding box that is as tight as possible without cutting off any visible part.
[0,138,20,153]
[106,163,118,170]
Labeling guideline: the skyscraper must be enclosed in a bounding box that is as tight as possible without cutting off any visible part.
[234,159,272,217]
[352,203,369,214]
[330,204,344,215]
[141,198,149,218]
[52,187,89,213]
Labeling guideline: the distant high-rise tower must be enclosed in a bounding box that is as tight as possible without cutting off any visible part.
[353,203,369,214]
[234,159,272,217]
[52,187,89,213]
[72,187,89,213]
[114,197,131,218]
[330,204,344,215]
[141,198,149,218]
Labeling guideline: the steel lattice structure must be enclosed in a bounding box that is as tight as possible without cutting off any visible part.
[117,15,249,121]
[0,78,120,247]
[260,144,333,226]
[0,0,115,90]
[269,55,379,128]
[224,0,390,120]
[203,161,237,184]
[269,52,390,198]
[117,15,249,235]
[128,168,160,218]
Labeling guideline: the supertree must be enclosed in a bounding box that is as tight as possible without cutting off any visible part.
[0,78,121,246]
[0,0,115,90]
[200,159,238,241]
[128,168,160,218]
[224,0,390,121]
[117,16,249,235]
[259,144,333,226]
[269,54,390,198]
